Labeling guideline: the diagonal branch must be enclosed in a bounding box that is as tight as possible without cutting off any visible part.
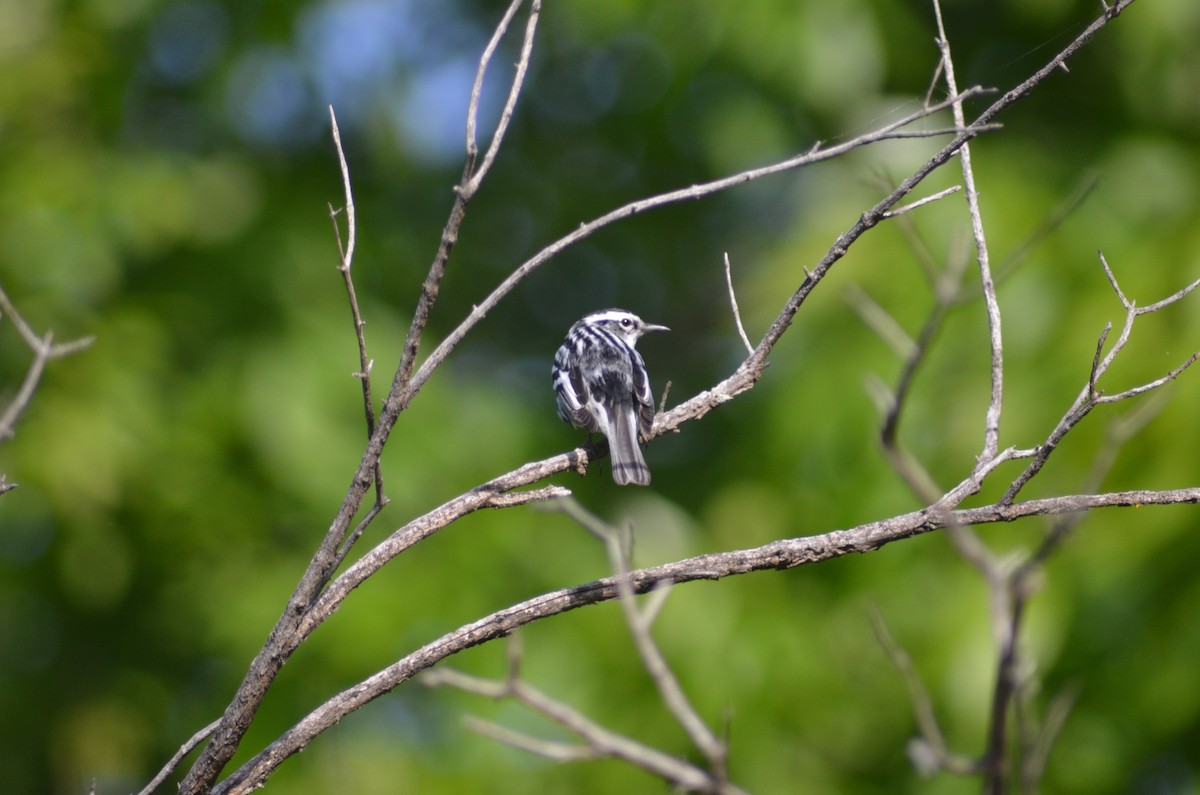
[405,86,994,409]
[390,0,541,416]
[423,498,743,793]
[176,6,544,791]
[172,2,1140,790]
[870,606,979,777]
[564,499,732,782]
[213,486,1200,793]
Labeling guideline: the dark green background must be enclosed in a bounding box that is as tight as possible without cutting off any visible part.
[2,0,1198,793]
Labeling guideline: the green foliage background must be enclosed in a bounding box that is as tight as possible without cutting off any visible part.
[2,0,1199,793]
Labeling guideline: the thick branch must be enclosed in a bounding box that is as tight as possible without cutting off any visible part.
[176,2,1139,789]
[214,487,1198,792]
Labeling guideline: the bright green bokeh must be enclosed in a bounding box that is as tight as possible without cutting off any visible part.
[1,2,1197,794]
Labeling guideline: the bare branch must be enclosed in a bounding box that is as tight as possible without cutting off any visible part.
[1098,250,1132,310]
[136,720,221,795]
[464,0,541,195]
[564,499,730,780]
[1100,244,1200,317]
[463,716,601,762]
[1097,352,1200,403]
[0,331,53,443]
[1003,255,1197,505]
[213,486,1200,792]
[177,5,547,788]
[423,667,743,794]
[0,285,94,448]
[465,0,525,161]
[870,606,979,777]
[1138,277,1200,314]
[175,2,1143,790]
[328,105,385,516]
[932,0,1004,470]
[881,184,962,219]
[0,283,95,357]
[723,253,754,356]
[389,2,542,424]
[407,86,996,407]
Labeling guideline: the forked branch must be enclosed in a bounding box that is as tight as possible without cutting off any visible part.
[170,1,1145,791]
[213,486,1199,794]
[424,499,743,794]
[0,283,94,495]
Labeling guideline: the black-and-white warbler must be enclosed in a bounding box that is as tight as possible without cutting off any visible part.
[552,309,669,486]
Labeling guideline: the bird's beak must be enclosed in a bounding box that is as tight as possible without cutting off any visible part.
[643,323,670,334]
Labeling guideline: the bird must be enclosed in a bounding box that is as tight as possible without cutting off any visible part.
[552,308,669,486]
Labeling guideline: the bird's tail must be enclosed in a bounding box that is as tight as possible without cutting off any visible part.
[608,407,651,486]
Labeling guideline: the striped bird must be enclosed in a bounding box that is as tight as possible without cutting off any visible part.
[552,309,668,485]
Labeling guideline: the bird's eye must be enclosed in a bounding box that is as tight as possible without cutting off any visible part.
[621,318,633,328]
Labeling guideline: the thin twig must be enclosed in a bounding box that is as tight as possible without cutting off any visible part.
[564,499,730,779]
[0,285,95,445]
[136,719,221,795]
[881,185,962,218]
[922,57,946,107]
[845,284,917,360]
[0,284,95,357]
[1098,251,1131,309]
[1002,254,1197,505]
[869,606,978,776]
[0,331,52,442]
[175,3,1140,790]
[723,253,754,356]
[932,0,1004,471]
[390,0,541,416]
[463,716,601,762]
[1022,685,1080,791]
[332,501,385,570]
[406,86,994,405]
[1098,352,1200,402]
[328,106,385,515]
[465,0,525,160]
[862,168,951,289]
[423,667,743,794]
[464,0,541,195]
[176,5,546,790]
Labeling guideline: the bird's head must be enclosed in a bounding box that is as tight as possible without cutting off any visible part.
[580,309,669,345]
